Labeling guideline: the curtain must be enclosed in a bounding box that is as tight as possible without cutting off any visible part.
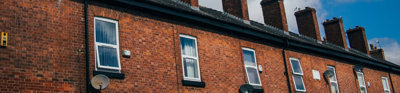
[96,19,117,45]
[180,37,197,57]
[184,58,198,78]
[98,46,118,67]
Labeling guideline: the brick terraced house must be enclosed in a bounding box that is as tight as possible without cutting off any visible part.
[0,0,399,93]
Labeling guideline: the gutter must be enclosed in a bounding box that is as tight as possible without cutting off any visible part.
[105,0,400,73]
[84,0,90,92]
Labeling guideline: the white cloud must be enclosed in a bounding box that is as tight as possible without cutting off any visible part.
[199,0,224,11]
[247,0,264,24]
[368,38,400,65]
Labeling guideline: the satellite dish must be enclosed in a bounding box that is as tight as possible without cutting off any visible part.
[323,70,334,78]
[91,74,110,90]
[239,84,254,93]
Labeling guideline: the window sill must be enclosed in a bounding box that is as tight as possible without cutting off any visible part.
[93,71,125,79]
[182,80,206,88]
[252,86,264,93]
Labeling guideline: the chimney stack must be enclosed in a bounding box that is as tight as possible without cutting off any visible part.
[323,17,348,49]
[261,0,288,31]
[370,44,385,60]
[346,26,369,54]
[222,0,249,20]
[180,0,199,7]
[295,7,321,41]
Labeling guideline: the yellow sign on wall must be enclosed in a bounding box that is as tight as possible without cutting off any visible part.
[1,32,7,47]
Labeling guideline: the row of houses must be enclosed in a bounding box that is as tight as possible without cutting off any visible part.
[0,0,399,92]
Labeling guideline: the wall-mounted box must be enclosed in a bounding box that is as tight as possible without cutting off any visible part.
[312,70,321,80]
[1,32,7,47]
[122,50,131,58]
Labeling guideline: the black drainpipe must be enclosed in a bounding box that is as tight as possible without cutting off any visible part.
[389,72,395,93]
[84,0,90,92]
[282,39,292,93]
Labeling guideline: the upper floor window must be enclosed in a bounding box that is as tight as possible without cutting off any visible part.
[328,66,339,93]
[247,0,265,24]
[94,17,121,71]
[199,0,223,12]
[382,77,390,93]
[356,72,367,93]
[290,58,306,92]
[180,34,201,81]
[242,48,262,86]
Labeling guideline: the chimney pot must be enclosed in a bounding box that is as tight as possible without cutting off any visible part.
[295,7,321,41]
[222,0,249,20]
[261,0,288,31]
[370,49,385,60]
[346,26,369,54]
[323,17,348,48]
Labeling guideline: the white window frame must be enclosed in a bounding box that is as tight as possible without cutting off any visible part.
[382,77,391,93]
[242,47,262,86]
[180,34,201,82]
[94,17,121,71]
[328,66,340,93]
[357,72,367,93]
[289,58,306,92]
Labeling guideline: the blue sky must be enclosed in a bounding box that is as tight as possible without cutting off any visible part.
[322,0,400,42]
[200,0,400,64]
[282,0,400,64]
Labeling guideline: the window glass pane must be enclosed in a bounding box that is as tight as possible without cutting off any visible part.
[385,91,390,93]
[293,75,305,90]
[184,58,198,78]
[331,82,339,93]
[180,37,197,57]
[357,73,365,86]
[98,46,119,67]
[291,60,302,74]
[382,78,388,89]
[246,67,260,85]
[243,50,256,66]
[360,87,367,93]
[95,19,117,44]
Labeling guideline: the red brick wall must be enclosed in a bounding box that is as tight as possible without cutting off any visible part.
[363,68,391,93]
[0,0,86,92]
[286,51,359,93]
[239,39,289,93]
